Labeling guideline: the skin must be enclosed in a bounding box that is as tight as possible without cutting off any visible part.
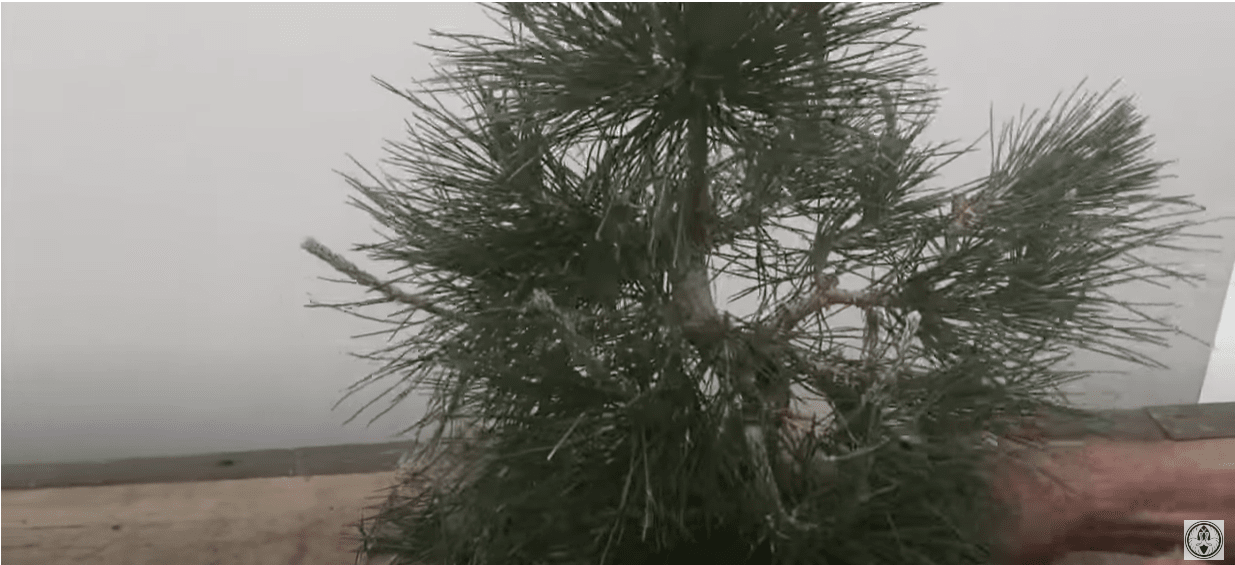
[990,434,1235,564]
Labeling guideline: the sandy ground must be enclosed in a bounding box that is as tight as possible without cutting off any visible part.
[2,472,398,565]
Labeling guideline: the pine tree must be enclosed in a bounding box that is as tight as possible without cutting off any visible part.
[302,4,1211,564]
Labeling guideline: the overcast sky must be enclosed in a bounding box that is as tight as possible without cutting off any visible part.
[4,3,1234,464]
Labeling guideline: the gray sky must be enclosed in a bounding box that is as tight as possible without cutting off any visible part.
[4,3,1234,464]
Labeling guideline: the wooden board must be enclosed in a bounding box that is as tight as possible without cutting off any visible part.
[1146,402,1235,441]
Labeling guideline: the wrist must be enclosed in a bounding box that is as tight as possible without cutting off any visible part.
[1085,439,1235,515]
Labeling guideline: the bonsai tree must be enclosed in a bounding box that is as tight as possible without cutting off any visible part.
[302,3,1209,564]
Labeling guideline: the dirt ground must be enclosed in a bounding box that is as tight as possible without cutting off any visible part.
[2,472,399,565]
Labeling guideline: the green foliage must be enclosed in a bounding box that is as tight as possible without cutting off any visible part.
[306,3,1209,565]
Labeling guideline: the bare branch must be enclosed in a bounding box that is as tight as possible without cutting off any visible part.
[671,111,726,345]
[527,289,627,396]
[773,273,893,333]
[305,296,392,310]
[301,237,459,320]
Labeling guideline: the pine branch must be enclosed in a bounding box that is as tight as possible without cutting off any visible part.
[670,111,725,344]
[301,238,460,320]
[526,288,626,395]
[771,273,894,333]
[667,96,823,539]
[316,5,1209,565]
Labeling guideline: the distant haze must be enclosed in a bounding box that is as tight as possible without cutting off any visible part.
[4,4,1234,464]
